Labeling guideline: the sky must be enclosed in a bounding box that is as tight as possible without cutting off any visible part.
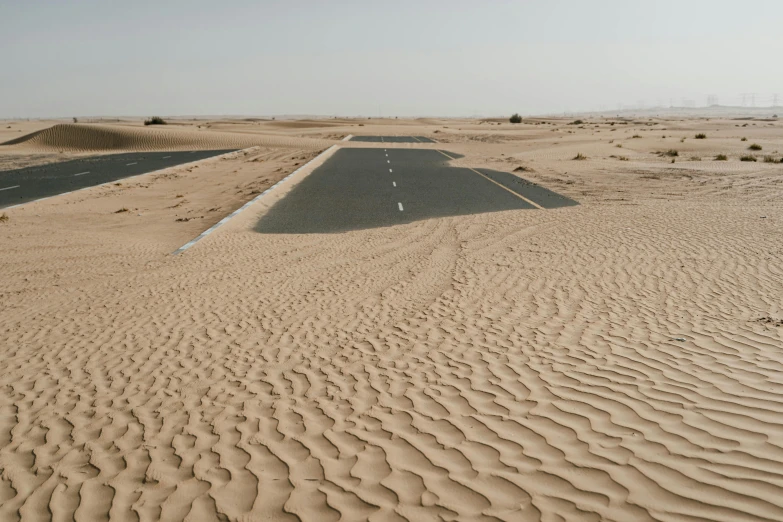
[2,0,782,118]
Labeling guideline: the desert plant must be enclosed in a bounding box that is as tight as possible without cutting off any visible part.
[632,135,642,138]
[763,156,777,163]
[695,133,706,139]
[690,156,701,161]
[0,212,8,223]
[114,207,129,213]
[509,113,522,123]
[740,155,757,162]
[73,117,78,123]
[571,119,584,125]
[741,137,748,141]
[663,149,679,157]
[618,156,629,161]
[144,116,166,126]
[715,154,728,161]
[573,153,587,160]
[748,143,762,151]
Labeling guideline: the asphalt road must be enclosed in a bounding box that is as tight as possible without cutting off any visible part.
[256,148,577,234]
[349,136,436,143]
[0,150,236,209]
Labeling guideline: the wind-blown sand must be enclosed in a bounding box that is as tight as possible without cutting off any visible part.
[1,117,782,521]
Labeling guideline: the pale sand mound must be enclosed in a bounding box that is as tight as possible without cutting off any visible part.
[1,123,334,152]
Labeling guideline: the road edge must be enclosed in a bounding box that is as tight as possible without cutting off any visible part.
[172,144,339,255]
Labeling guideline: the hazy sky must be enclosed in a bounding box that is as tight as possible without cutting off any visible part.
[2,0,782,118]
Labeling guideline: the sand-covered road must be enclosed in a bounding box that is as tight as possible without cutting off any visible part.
[1,117,782,521]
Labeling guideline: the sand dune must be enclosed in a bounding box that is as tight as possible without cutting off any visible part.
[1,117,782,521]
[1,123,334,153]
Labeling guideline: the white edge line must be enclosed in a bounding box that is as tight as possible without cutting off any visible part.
[2,148,253,211]
[342,134,354,141]
[172,144,338,255]
[0,185,20,191]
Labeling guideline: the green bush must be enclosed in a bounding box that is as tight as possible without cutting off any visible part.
[573,153,587,160]
[695,133,706,139]
[748,143,762,151]
[740,155,757,162]
[715,154,728,161]
[144,116,166,126]
[509,113,522,123]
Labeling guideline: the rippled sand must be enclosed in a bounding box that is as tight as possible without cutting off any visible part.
[1,117,782,521]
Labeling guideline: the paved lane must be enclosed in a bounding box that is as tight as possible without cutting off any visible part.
[349,136,436,143]
[255,148,577,234]
[0,150,236,209]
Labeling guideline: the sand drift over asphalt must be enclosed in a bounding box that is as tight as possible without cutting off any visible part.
[1,123,333,152]
[1,117,783,521]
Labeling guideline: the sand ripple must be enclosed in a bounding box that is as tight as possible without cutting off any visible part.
[2,198,783,520]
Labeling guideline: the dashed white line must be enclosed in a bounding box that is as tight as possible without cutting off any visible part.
[73,171,90,177]
[393,181,396,187]
[0,185,20,191]
[387,160,390,163]
[389,169,393,173]
[163,155,171,159]
[126,162,138,166]
[398,202,404,211]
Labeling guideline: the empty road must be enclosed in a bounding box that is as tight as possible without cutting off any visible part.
[256,146,576,234]
[0,150,236,208]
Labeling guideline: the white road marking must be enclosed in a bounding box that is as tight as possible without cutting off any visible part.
[387,160,390,163]
[163,155,171,159]
[385,153,388,157]
[393,181,396,187]
[398,202,404,211]
[126,162,137,166]
[389,169,393,173]
[0,185,20,191]
[73,171,90,176]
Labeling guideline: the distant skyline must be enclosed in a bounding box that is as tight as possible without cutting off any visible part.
[2,0,782,118]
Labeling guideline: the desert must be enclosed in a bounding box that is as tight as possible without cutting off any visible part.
[2,115,782,521]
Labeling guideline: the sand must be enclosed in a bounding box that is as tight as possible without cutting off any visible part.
[1,117,783,521]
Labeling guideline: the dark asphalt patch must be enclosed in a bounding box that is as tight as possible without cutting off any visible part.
[255,148,577,234]
[350,136,436,143]
[0,150,236,208]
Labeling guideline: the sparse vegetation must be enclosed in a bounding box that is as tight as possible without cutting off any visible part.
[72,117,78,123]
[618,156,629,161]
[741,137,747,141]
[763,156,777,163]
[690,156,701,161]
[509,113,522,124]
[740,155,757,162]
[748,143,762,151]
[571,119,584,125]
[715,154,728,161]
[114,207,129,213]
[144,116,166,126]
[573,153,587,160]
[695,133,706,139]
[0,212,8,223]
[631,135,642,138]
[663,149,679,157]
